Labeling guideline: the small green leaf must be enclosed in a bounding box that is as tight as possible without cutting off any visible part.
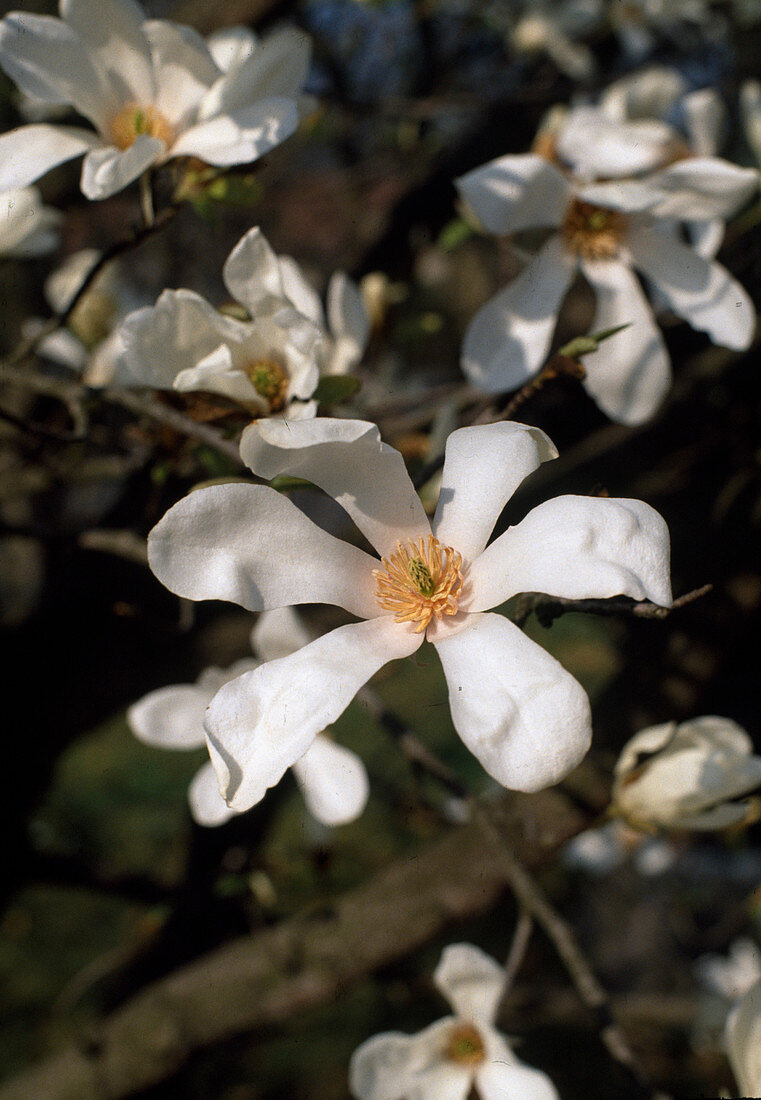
[313,374,361,405]
[559,322,631,360]
[437,218,474,251]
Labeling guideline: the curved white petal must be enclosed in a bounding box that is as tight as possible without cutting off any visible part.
[0,186,60,257]
[205,618,422,811]
[461,237,576,394]
[687,218,724,259]
[628,226,756,351]
[557,107,676,178]
[278,256,325,325]
[188,760,236,827]
[206,26,257,73]
[0,124,98,191]
[127,684,210,749]
[434,613,592,792]
[222,226,286,316]
[455,154,569,235]
[600,67,686,124]
[434,943,505,1023]
[328,272,370,349]
[350,1019,472,1100]
[476,1058,560,1100]
[682,88,723,157]
[292,735,370,825]
[148,483,380,620]
[0,12,116,131]
[61,0,153,107]
[727,981,761,1099]
[173,344,264,408]
[251,605,311,662]
[198,27,310,119]
[80,135,163,201]
[432,422,557,563]
[143,20,217,127]
[469,495,672,611]
[240,418,431,558]
[168,98,299,166]
[580,257,672,425]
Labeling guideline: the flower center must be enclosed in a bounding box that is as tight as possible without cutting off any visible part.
[445,1022,486,1067]
[244,358,289,412]
[373,535,464,634]
[561,199,627,259]
[110,104,174,151]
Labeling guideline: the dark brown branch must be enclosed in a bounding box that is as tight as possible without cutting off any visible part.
[511,584,713,629]
[0,788,586,1100]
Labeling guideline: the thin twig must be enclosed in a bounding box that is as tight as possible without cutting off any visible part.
[511,584,713,628]
[497,909,534,1015]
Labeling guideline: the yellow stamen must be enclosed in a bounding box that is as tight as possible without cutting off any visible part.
[444,1022,486,1067]
[373,535,464,634]
[110,104,174,151]
[561,198,627,259]
[244,358,289,412]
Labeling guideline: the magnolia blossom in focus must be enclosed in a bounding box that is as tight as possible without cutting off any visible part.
[148,417,671,812]
[0,0,309,200]
[612,716,761,832]
[456,143,757,424]
[349,942,560,1100]
[128,606,369,827]
[1,186,60,257]
[725,978,761,1097]
[109,228,323,417]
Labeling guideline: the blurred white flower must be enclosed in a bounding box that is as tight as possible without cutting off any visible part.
[0,185,60,257]
[510,2,601,81]
[741,80,761,167]
[148,416,671,812]
[563,819,677,877]
[456,146,757,424]
[128,606,369,827]
[612,716,761,832]
[0,0,310,200]
[725,978,761,1097]
[696,938,761,1003]
[349,942,560,1099]
[110,228,323,418]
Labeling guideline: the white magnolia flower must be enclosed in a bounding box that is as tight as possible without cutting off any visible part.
[612,716,761,832]
[725,978,761,1097]
[1,185,60,257]
[110,228,322,417]
[128,606,369,827]
[221,226,370,377]
[349,942,560,1100]
[696,938,761,1003]
[148,417,672,812]
[456,150,757,424]
[0,0,310,200]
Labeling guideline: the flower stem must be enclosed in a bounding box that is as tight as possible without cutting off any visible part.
[139,170,155,228]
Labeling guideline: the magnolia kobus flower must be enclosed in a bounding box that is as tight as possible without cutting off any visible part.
[129,607,369,827]
[696,938,761,1004]
[148,417,672,813]
[0,0,310,201]
[1,186,60,257]
[349,942,560,1100]
[213,226,370,377]
[456,143,757,424]
[725,978,761,1097]
[108,228,323,418]
[612,716,761,832]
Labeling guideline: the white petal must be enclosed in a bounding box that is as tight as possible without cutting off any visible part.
[198,27,310,119]
[432,422,557,563]
[222,226,286,316]
[580,257,672,425]
[434,943,505,1023]
[127,684,210,749]
[188,760,236,827]
[143,20,217,126]
[148,483,381,620]
[682,88,723,156]
[292,734,369,825]
[240,418,431,558]
[205,618,422,811]
[278,256,325,326]
[173,344,263,409]
[687,218,724,259]
[461,237,576,394]
[350,1019,472,1100]
[600,67,686,123]
[469,495,672,611]
[61,0,153,106]
[741,79,761,165]
[80,135,163,201]
[0,124,98,191]
[476,1058,560,1100]
[726,980,761,1098]
[557,107,677,177]
[168,98,299,166]
[628,226,756,351]
[251,605,311,662]
[434,612,592,792]
[206,26,257,73]
[327,272,370,351]
[0,186,60,256]
[455,154,569,235]
[0,12,116,130]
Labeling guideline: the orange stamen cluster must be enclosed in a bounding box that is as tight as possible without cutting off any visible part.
[244,358,289,411]
[561,198,627,259]
[374,535,464,634]
[110,104,174,151]
[444,1022,486,1066]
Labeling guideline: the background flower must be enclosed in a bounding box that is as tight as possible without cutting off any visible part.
[725,977,761,1097]
[0,186,60,258]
